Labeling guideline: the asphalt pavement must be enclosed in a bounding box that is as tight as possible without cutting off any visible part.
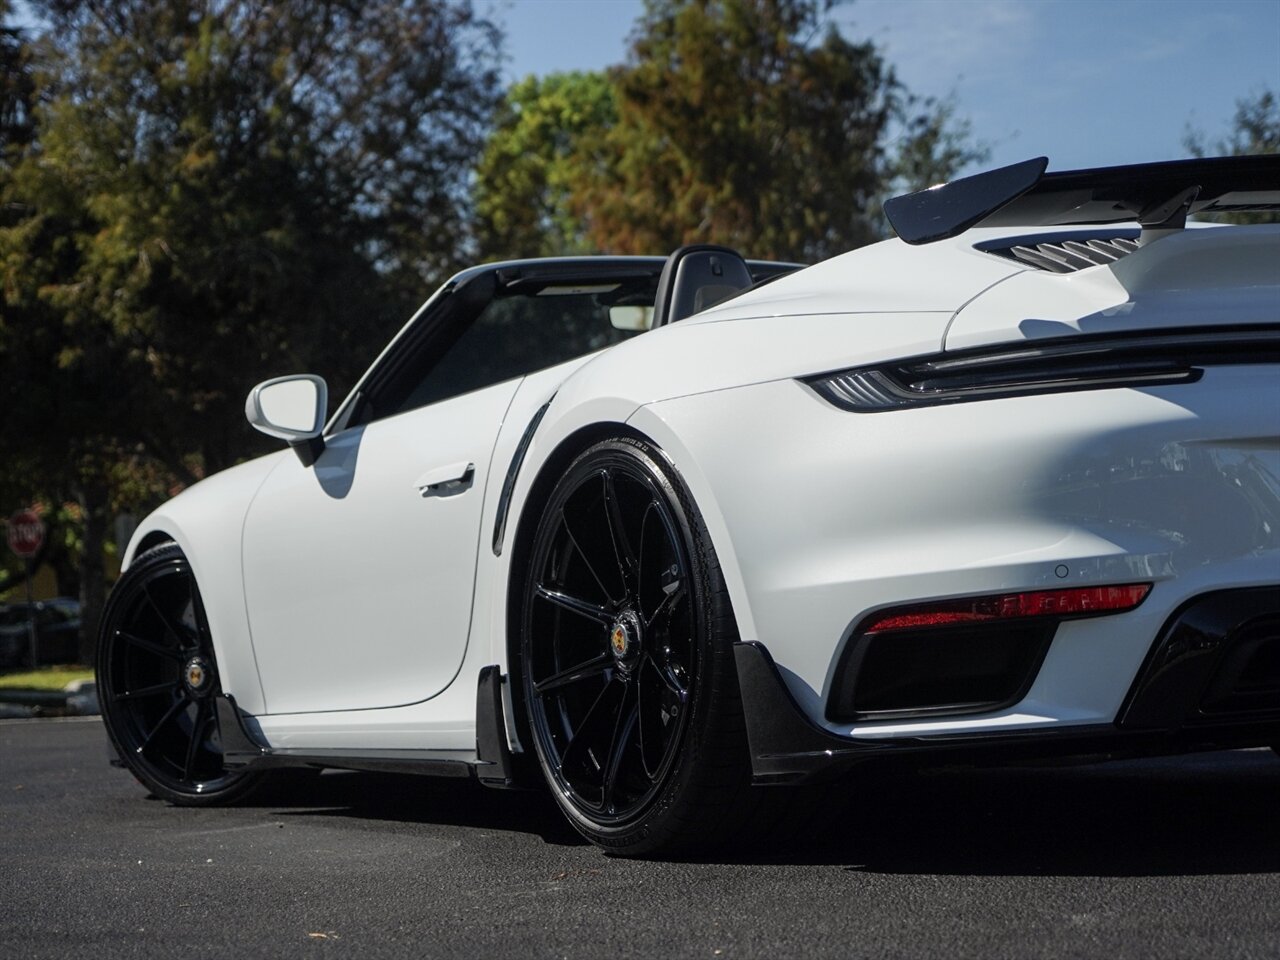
[4,718,1280,959]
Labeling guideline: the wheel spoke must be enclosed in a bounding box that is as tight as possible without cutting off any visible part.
[602,472,636,588]
[535,585,612,625]
[119,629,183,662]
[637,664,661,780]
[527,448,702,824]
[136,696,189,754]
[561,678,623,777]
[113,681,177,703]
[648,654,690,701]
[601,693,639,811]
[645,580,686,630]
[182,702,210,783]
[636,501,669,622]
[561,506,621,605]
[102,553,245,797]
[143,580,194,647]
[533,653,612,695]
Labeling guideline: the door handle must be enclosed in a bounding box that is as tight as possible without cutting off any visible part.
[414,462,475,498]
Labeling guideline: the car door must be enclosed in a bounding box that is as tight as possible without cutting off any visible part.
[239,261,662,715]
[241,377,518,715]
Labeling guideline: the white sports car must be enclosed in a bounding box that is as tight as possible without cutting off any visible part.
[99,156,1280,856]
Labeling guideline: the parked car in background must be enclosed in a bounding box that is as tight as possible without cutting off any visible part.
[0,598,82,667]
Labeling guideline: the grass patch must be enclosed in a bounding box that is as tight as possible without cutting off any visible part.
[0,665,93,691]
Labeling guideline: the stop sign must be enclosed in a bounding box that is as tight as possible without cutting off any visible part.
[6,509,45,559]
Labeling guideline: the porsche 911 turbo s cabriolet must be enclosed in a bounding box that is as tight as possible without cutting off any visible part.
[99,156,1280,856]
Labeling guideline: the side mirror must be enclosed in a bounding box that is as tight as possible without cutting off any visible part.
[246,375,328,465]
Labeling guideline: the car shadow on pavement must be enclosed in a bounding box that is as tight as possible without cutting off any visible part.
[244,768,588,847]
[719,748,1280,875]
[234,748,1280,873]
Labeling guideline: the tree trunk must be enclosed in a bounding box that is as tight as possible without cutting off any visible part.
[46,522,81,600]
[76,479,109,666]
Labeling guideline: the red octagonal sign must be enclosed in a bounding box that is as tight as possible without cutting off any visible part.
[6,509,45,559]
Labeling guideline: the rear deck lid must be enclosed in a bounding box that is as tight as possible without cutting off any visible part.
[945,224,1280,351]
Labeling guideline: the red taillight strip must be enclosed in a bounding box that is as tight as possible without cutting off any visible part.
[864,584,1152,633]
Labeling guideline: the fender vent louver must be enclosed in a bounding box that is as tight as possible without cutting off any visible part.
[989,236,1141,273]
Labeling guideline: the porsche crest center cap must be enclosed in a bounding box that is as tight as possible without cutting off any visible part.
[611,624,630,657]
[183,656,213,696]
[609,612,642,666]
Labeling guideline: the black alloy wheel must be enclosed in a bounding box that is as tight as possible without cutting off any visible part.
[98,544,262,805]
[520,437,753,854]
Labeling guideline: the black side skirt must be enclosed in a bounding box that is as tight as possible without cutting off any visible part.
[213,666,536,786]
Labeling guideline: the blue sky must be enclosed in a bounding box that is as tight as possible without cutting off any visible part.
[494,0,1280,173]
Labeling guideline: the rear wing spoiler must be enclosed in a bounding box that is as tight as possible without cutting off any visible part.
[884,155,1280,245]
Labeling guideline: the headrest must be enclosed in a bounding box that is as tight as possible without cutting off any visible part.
[652,244,755,326]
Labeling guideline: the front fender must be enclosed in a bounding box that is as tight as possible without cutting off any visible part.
[121,451,288,715]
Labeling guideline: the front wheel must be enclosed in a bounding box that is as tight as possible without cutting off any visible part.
[97,544,263,805]
[519,437,757,855]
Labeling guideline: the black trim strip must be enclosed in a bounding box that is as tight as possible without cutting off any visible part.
[492,398,553,557]
[216,694,475,778]
[1119,587,1280,729]
[805,325,1280,412]
[733,641,1280,785]
[475,665,532,789]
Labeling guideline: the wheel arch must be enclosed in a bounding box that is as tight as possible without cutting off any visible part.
[499,410,759,712]
[128,530,178,568]
[501,420,645,730]
[113,453,285,716]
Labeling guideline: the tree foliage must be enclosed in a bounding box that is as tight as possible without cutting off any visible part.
[475,72,617,259]
[587,0,900,261]
[0,0,988,658]
[1183,88,1279,224]
[0,0,501,653]
[1186,88,1280,158]
[476,0,985,263]
[887,93,985,194]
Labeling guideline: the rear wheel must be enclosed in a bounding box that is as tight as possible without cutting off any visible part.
[520,437,756,855]
[97,544,263,805]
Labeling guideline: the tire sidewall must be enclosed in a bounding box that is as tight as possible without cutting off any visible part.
[520,437,737,852]
[97,543,260,805]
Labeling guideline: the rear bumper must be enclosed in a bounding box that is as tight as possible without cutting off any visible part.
[647,365,1280,739]
[736,585,1280,784]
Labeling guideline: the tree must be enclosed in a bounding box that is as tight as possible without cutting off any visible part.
[1186,88,1280,158]
[0,0,502,659]
[888,93,987,195]
[475,72,618,259]
[573,0,894,261]
[474,0,984,264]
[1183,88,1278,225]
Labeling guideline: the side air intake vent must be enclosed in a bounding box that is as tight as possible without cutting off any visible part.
[982,234,1141,273]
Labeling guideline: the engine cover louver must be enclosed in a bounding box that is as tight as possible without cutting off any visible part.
[985,235,1140,273]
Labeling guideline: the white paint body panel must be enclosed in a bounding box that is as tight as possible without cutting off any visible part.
[690,233,1022,320]
[640,367,1280,734]
[120,220,1280,757]
[240,379,518,714]
[945,224,1280,350]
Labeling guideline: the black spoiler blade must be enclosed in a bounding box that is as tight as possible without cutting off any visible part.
[885,154,1280,245]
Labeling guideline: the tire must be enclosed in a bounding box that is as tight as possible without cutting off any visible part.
[97,543,264,805]
[519,437,757,855]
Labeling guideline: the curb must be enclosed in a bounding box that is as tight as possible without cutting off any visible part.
[0,680,100,717]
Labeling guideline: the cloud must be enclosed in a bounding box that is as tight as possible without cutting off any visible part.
[834,0,1040,96]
